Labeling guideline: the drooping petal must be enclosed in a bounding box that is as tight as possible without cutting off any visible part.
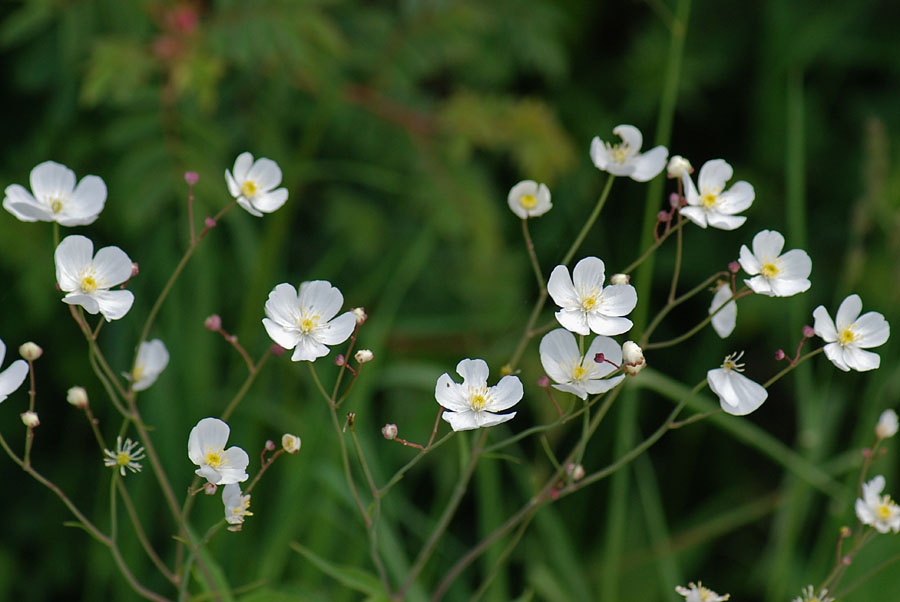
[768,276,810,297]
[598,284,637,316]
[679,206,709,228]
[744,274,775,296]
[738,244,760,275]
[132,340,169,391]
[225,169,241,197]
[583,374,625,395]
[853,311,890,348]
[442,410,479,431]
[613,124,643,152]
[299,280,344,322]
[553,382,588,399]
[698,159,733,192]
[232,152,254,182]
[3,184,42,222]
[93,290,135,321]
[547,265,578,308]
[246,157,282,191]
[55,235,94,291]
[629,145,668,181]
[62,294,100,314]
[236,195,263,217]
[0,359,29,401]
[681,172,700,206]
[539,329,580,384]
[92,246,134,287]
[707,368,768,415]
[291,335,329,361]
[842,346,881,371]
[589,137,611,171]
[812,306,838,342]
[315,312,356,345]
[487,375,523,412]
[586,313,632,336]
[435,374,470,412]
[710,284,737,338]
[835,294,862,329]
[456,358,489,385]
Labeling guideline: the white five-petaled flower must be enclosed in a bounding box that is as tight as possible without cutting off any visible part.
[739,230,811,297]
[55,235,135,321]
[262,281,357,362]
[223,483,253,529]
[855,475,900,534]
[126,339,169,392]
[188,418,249,485]
[435,359,523,431]
[590,124,668,181]
[103,437,146,476]
[225,152,289,217]
[539,329,625,400]
[547,257,637,336]
[813,294,890,372]
[792,584,834,602]
[709,282,737,338]
[675,581,730,601]
[876,409,898,439]
[680,159,754,230]
[3,160,106,226]
[0,339,29,404]
[707,351,768,416]
[507,180,552,219]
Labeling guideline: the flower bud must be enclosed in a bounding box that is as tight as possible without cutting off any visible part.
[203,482,218,495]
[204,217,217,228]
[610,273,630,285]
[264,439,276,451]
[270,343,285,357]
[802,325,815,338]
[352,307,368,325]
[381,424,398,440]
[668,193,680,207]
[20,411,39,428]
[728,261,740,274]
[130,262,140,278]
[500,364,513,376]
[354,349,374,364]
[184,171,199,186]
[204,314,222,331]
[875,409,898,439]
[774,349,786,361]
[19,342,42,361]
[657,210,671,223]
[282,433,302,454]
[622,341,645,376]
[566,463,585,481]
[335,354,346,366]
[536,376,549,388]
[67,386,89,409]
[667,155,693,178]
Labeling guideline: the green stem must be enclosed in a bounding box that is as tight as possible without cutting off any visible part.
[621,218,685,275]
[561,175,616,266]
[644,288,750,350]
[521,218,545,291]
[762,348,823,389]
[640,271,726,346]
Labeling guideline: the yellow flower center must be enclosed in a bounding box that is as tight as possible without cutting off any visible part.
[132,363,145,383]
[760,262,780,278]
[722,351,745,372]
[241,180,259,198]
[81,275,98,294]
[299,315,320,333]
[204,449,224,468]
[701,187,722,208]
[519,194,537,209]
[572,365,587,381]
[839,327,855,345]
[698,587,715,601]
[877,502,894,520]
[471,394,486,411]
[581,292,600,311]
[609,143,630,163]
[50,197,64,213]
[115,452,132,467]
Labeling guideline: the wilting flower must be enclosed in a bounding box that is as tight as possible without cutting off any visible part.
[507,180,552,219]
[126,339,169,392]
[680,159,754,230]
[709,282,737,338]
[435,358,523,431]
[0,339,29,404]
[675,581,729,601]
[813,294,890,372]
[3,160,106,226]
[792,584,834,602]
[855,475,900,533]
[539,329,624,400]
[547,257,637,336]
[281,433,301,454]
[223,483,253,529]
[707,351,768,416]
[55,235,135,321]
[590,124,668,181]
[262,281,357,362]
[876,409,898,439]
[225,152,288,217]
[188,418,249,485]
[739,230,811,297]
[103,437,146,476]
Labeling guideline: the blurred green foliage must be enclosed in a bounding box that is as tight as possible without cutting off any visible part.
[0,0,899,600]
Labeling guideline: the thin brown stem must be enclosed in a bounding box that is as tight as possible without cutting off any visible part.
[521,218,545,291]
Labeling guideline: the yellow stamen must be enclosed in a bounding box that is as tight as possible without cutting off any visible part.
[609,143,629,163]
[760,262,779,278]
[241,180,259,198]
[572,365,587,380]
[81,275,98,294]
[582,293,599,311]
[50,198,64,213]
[877,502,893,520]
[519,194,537,209]
[300,316,319,333]
[701,191,718,208]
[115,452,131,467]
[204,449,224,468]
[839,328,855,345]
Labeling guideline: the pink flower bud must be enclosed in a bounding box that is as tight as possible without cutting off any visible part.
[204,314,222,331]
[774,349,785,360]
[802,325,815,338]
[184,171,199,186]
[130,262,140,278]
[335,354,346,366]
[204,217,217,228]
[594,353,605,364]
[668,192,680,207]
[265,440,276,451]
[381,424,398,440]
[352,307,368,325]
[657,210,671,223]
[203,483,218,495]
[728,261,740,274]
[537,376,550,388]
[270,344,285,357]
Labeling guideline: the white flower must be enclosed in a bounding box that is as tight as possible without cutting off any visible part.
[622,340,646,376]
[680,159,754,230]
[188,418,249,485]
[547,257,637,336]
[667,155,693,179]
[3,160,106,226]
[225,152,288,217]
[675,581,730,601]
[262,281,357,362]
[0,339,29,404]
[590,124,668,181]
[709,282,737,338]
[507,180,552,219]
[66,386,89,409]
[435,359,523,431]
[281,433,301,454]
[103,437,146,476]
[792,584,834,602]
[127,339,169,392]
[855,475,900,533]
[54,235,134,321]
[876,409,898,439]
[738,230,811,296]
[539,329,625,400]
[223,483,253,529]
[707,351,768,416]
[813,294,890,372]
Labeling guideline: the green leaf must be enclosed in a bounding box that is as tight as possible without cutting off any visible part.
[290,542,386,596]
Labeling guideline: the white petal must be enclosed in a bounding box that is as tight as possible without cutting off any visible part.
[768,276,810,297]
[812,306,837,342]
[94,290,135,321]
[232,152,254,182]
[262,318,299,349]
[744,275,775,296]
[716,180,754,214]
[55,235,94,291]
[572,256,606,291]
[3,184,42,222]
[487,375,523,412]
[0,340,5,365]
[555,309,590,335]
[584,335,622,373]
[681,172,700,206]
[629,145,668,181]
[597,284,637,316]
[456,358,489,385]
[547,265,578,308]
[65,175,106,224]
[442,410,480,431]
[31,161,75,200]
[316,312,356,345]
[251,188,288,213]
[63,294,100,314]
[553,382,588,399]
[854,311,890,348]
[247,157,282,190]
[435,373,469,412]
[539,329,580,384]
[836,294,862,329]
[582,374,625,395]
[843,346,881,371]
[299,280,343,322]
[237,195,263,217]
[0,359,29,401]
[707,368,767,415]
[265,283,300,327]
[778,249,812,281]
[586,313,632,336]
[132,340,169,391]
[189,418,230,464]
[93,245,134,287]
[474,411,516,428]
[710,285,737,338]
[612,124,643,152]
[679,206,708,228]
[823,342,850,371]
[705,213,746,230]
[589,137,610,171]
[290,335,329,361]
[225,170,241,198]
[698,159,733,192]
[218,447,250,483]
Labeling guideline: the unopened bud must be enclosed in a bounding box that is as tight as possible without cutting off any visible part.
[537,376,549,388]
[669,193,680,208]
[610,273,630,285]
[667,155,693,179]
[774,349,786,361]
[839,526,852,538]
[566,463,585,481]
[20,411,39,428]
[499,364,513,376]
[381,424,398,440]
[67,386,89,409]
[204,314,222,331]
[204,217,217,228]
[352,307,368,325]
[657,210,671,223]
[802,325,815,338]
[622,341,645,376]
[264,439,276,451]
[203,482,218,495]
[335,354,346,366]
[282,433,301,453]
[270,343,285,357]
[19,342,42,361]
[728,261,741,274]
[184,171,199,186]
[842,556,852,566]
[131,262,140,278]
[354,349,374,364]
[875,409,898,439]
